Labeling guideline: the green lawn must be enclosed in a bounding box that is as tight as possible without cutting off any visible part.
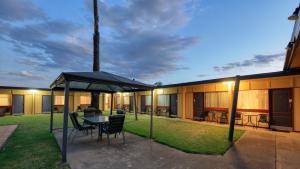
[0,113,244,169]
[124,114,244,154]
[0,114,69,169]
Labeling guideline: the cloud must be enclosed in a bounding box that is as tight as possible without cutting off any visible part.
[0,0,199,85]
[0,0,46,21]
[96,0,199,79]
[8,71,44,80]
[213,53,285,72]
[197,74,207,78]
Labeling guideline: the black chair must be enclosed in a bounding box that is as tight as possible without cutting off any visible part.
[102,115,125,144]
[218,111,228,123]
[258,114,269,127]
[116,109,126,115]
[235,112,243,126]
[69,112,95,140]
[197,111,209,121]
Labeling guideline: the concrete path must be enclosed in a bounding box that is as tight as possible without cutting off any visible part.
[54,129,300,169]
[0,125,17,150]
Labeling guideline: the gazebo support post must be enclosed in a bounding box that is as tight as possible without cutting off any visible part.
[228,76,240,143]
[110,93,113,115]
[50,90,54,133]
[150,89,154,139]
[62,80,70,163]
[134,92,138,120]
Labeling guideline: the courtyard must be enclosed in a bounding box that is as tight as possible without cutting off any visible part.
[0,113,300,169]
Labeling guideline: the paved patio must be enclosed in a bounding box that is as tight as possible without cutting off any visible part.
[54,129,300,169]
[0,125,17,150]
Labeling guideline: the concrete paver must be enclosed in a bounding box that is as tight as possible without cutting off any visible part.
[54,129,300,169]
[0,125,17,150]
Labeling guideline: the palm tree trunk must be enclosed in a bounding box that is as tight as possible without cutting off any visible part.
[91,0,100,109]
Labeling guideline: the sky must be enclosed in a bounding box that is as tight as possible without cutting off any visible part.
[0,0,298,88]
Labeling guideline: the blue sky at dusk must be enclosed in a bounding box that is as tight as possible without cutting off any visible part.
[0,0,298,88]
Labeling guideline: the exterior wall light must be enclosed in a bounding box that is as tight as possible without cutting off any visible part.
[223,81,235,92]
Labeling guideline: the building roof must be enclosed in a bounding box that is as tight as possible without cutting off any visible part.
[284,4,300,70]
[159,70,300,88]
[50,71,154,92]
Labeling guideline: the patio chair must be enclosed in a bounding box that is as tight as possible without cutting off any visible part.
[208,111,217,122]
[235,112,243,126]
[102,115,125,144]
[258,114,269,127]
[197,111,209,121]
[116,109,126,115]
[69,112,95,141]
[218,111,228,124]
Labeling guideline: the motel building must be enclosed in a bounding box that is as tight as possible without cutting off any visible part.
[1,7,300,133]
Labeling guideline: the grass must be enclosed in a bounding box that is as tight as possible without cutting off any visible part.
[123,114,244,154]
[0,112,244,169]
[0,114,69,169]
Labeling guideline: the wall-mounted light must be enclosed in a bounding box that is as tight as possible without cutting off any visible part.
[156,89,163,95]
[286,41,295,50]
[30,89,37,94]
[222,81,235,92]
[288,6,299,21]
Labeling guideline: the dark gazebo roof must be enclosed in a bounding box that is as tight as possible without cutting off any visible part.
[50,71,154,92]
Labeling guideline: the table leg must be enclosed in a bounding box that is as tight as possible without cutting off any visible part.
[97,123,102,142]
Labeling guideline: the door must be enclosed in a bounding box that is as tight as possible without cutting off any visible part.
[129,96,134,112]
[42,95,52,113]
[193,92,204,120]
[12,95,24,115]
[141,95,146,112]
[169,94,177,117]
[270,89,293,131]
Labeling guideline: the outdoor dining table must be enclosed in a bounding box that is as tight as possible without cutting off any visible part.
[82,115,109,141]
[243,114,258,127]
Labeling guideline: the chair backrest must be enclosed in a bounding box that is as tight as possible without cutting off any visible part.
[69,112,82,130]
[235,112,242,118]
[221,111,227,117]
[84,107,102,117]
[259,114,268,122]
[116,109,125,115]
[107,115,125,134]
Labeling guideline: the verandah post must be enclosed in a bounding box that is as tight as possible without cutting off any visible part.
[150,89,154,139]
[228,76,240,143]
[134,92,138,120]
[110,93,113,115]
[50,90,54,133]
[62,80,70,163]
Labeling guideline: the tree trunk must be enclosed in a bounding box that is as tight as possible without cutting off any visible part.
[91,0,100,109]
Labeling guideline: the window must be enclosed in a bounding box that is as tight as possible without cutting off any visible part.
[80,96,91,105]
[238,90,268,110]
[145,96,152,106]
[124,96,129,105]
[157,95,169,107]
[205,92,228,108]
[42,96,51,113]
[0,94,11,106]
[116,96,121,105]
[54,96,64,105]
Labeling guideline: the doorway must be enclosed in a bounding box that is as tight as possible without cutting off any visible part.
[12,95,24,115]
[270,89,293,131]
[169,94,177,117]
[193,92,204,120]
[129,96,134,112]
[141,95,146,113]
[42,95,52,113]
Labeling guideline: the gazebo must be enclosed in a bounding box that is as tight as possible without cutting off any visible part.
[49,71,154,163]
